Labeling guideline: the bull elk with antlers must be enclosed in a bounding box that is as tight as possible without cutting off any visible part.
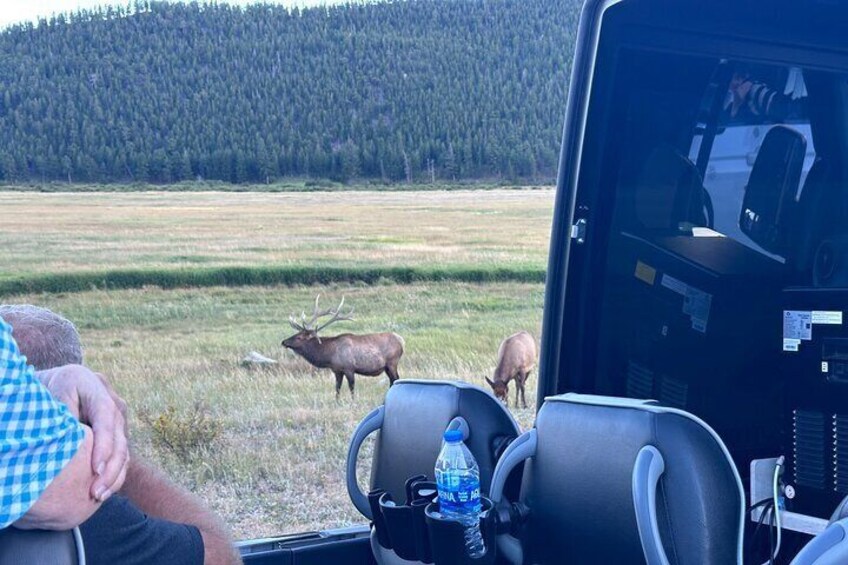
[281,296,405,397]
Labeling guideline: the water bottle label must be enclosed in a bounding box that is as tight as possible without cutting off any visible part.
[436,471,481,514]
[438,486,480,505]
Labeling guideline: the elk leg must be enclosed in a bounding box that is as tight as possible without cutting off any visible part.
[514,379,520,408]
[517,374,526,409]
[385,364,399,386]
[522,371,531,409]
[346,372,356,396]
[334,371,344,398]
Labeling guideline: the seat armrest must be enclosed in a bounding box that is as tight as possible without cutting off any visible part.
[791,518,848,565]
[489,429,536,504]
[490,429,537,565]
[347,406,385,519]
[73,528,85,565]
[632,445,670,565]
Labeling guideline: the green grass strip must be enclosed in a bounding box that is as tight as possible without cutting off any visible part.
[0,266,546,296]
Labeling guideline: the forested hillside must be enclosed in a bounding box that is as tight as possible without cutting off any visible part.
[0,0,581,185]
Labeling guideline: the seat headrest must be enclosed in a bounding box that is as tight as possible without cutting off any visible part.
[517,394,743,564]
[813,235,848,288]
[789,159,844,281]
[740,125,807,255]
[371,380,520,503]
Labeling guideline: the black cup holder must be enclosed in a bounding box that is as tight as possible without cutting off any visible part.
[371,475,439,562]
[425,497,496,565]
[369,475,497,565]
[368,489,391,549]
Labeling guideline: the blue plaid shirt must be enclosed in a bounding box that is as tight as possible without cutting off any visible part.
[0,317,84,528]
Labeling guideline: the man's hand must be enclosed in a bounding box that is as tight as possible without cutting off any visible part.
[94,371,129,438]
[36,365,129,502]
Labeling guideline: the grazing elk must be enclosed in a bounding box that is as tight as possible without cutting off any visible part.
[485,331,536,408]
[281,296,404,397]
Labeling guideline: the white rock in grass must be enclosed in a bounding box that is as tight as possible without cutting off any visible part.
[240,351,278,368]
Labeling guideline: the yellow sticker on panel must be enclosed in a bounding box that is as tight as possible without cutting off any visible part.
[635,261,656,285]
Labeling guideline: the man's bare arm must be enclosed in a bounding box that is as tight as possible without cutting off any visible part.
[121,457,242,565]
[36,365,129,501]
[14,426,102,531]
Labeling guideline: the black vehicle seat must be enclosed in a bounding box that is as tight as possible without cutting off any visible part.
[739,125,807,257]
[0,527,85,565]
[788,154,848,287]
[489,394,744,565]
[787,158,845,284]
[632,143,712,233]
[346,379,521,565]
[489,393,848,564]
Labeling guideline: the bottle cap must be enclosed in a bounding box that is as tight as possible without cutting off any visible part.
[443,429,463,442]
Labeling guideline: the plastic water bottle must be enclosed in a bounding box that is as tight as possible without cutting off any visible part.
[435,429,485,558]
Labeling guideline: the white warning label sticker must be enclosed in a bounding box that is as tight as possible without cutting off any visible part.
[783,339,801,352]
[812,311,843,325]
[784,311,813,342]
[782,310,843,352]
[660,274,687,295]
[683,287,712,334]
[660,274,712,333]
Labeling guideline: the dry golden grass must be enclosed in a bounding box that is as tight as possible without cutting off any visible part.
[0,190,553,281]
[7,282,543,539]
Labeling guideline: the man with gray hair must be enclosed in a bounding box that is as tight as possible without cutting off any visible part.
[1,304,241,565]
[0,305,84,369]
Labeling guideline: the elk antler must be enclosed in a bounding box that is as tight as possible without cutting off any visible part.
[288,315,305,331]
[289,295,352,332]
[313,296,355,333]
[290,294,326,331]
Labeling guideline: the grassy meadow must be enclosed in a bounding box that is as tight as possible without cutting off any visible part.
[0,189,554,539]
[0,190,552,285]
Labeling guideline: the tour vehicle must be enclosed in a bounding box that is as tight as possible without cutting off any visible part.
[7,0,848,563]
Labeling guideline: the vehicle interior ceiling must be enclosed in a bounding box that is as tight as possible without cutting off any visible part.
[584,36,848,535]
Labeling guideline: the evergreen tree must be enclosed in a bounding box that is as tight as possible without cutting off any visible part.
[0,0,580,184]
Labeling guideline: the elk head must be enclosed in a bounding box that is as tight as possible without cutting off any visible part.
[485,376,509,404]
[281,295,355,351]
